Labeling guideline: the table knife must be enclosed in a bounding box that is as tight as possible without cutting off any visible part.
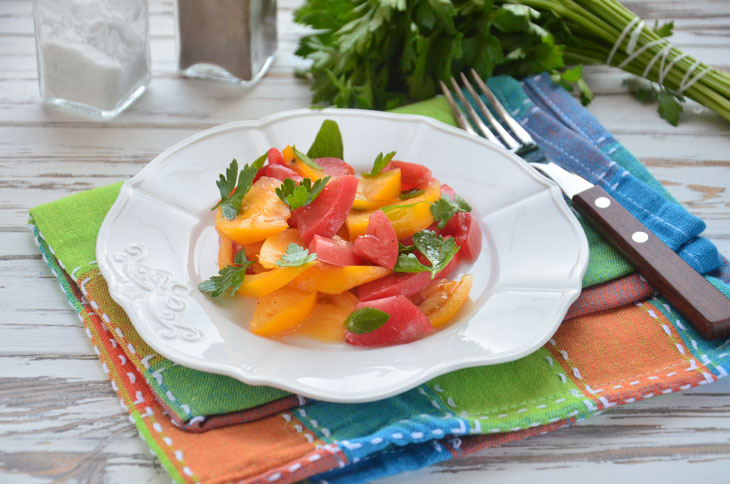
[533,161,730,340]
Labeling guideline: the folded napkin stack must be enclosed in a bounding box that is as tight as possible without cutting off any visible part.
[30,74,730,484]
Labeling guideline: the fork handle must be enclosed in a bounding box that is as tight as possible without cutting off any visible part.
[572,185,730,340]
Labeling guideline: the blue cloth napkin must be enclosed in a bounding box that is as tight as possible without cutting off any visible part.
[488,74,720,274]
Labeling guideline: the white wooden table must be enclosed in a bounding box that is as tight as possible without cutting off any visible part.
[2,0,729,482]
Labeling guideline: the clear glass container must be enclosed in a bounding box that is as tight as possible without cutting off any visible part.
[175,0,277,85]
[32,0,151,119]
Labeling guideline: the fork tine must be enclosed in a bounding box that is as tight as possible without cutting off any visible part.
[459,72,520,151]
[443,78,503,147]
[439,80,477,136]
[469,68,534,146]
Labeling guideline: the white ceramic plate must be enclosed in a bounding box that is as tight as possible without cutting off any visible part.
[97,109,589,403]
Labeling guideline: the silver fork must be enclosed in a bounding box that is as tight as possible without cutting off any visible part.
[440,69,538,157]
[439,69,591,199]
[440,69,730,340]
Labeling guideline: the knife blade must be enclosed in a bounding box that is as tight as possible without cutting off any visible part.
[532,161,730,340]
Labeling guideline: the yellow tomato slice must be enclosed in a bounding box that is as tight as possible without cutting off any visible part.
[237,264,313,298]
[346,178,440,240]
[418,274,473,328]
[258,229,304,269]
[290,292,359,343]
[250,286,317,336]
[217,230,235,270]
[291,263,391,294]
[352,169,401,210]
[215,177,291,245]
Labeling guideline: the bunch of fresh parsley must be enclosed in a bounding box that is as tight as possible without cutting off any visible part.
[294,0,730,125]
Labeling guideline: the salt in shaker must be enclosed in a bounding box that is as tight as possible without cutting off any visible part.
[32,0,151,119]
[175,0,277,85]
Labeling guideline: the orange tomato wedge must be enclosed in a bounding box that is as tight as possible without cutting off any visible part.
[290,292,359,343]
[418,274,473,328]
[237,264,313,298]
[218,233,264,271]
[291,263,391,294]
[250,286,317,336]
[352,169,401,210]
[215,177,291,245]
[258,229,304,269]
[281,145,325,180]
[346,178,440,240]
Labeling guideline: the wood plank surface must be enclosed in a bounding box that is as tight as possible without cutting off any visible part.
[1,0,729,482]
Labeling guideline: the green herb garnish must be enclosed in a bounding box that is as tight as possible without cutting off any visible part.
[393,252,431,274]
[393,230,460,278]
[292,145,323,170]
[399,188,425,200]
[276,176,330,210]
[344,307,390,334]
[198,250,254,297]
[414,230,460,278]
[430,195,472,230]
[276,243,318,267]
[212,155,267,220]
[398,241,415,254]
[381,200,429,213]
[364,151,396,177]
[307,119,344,159]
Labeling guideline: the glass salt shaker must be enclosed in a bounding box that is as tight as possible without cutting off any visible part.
[175,0,277,85]
[32,0,151,119]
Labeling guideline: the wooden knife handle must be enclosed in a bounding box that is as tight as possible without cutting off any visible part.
[572,185,730,340]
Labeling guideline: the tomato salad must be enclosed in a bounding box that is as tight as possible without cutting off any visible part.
[199,120,482,347]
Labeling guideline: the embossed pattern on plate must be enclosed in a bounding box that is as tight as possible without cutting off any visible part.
[96,109,589,403]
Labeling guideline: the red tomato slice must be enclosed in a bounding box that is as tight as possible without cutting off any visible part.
[345,295,433,347]
[440,183,456,200]
[267,147,285,165]
[384,160,432,191]
[309,235,363,266]
[443,212,482,262]
[314,157,355,176]
[293,175,358,244]
[357,272,432,301]
[352,210,398,269]
[254,164,303,184]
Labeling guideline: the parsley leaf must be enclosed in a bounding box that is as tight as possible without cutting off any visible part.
[276,243,318,267]
[653,20,674,38]
[658,90,684,126]
[623,77,685,125]
[430,195,472,229]
[198,249,254,298]
[276,177,330,210]
[412,230,460,279]
[399,188,425,200]
[212,154,267,220]
[393,230,460,279]
[364,151,396,177]
[398,241,415,254]
[344,307,390,334]
[381,201,429,213]
[551,66,593,106]
[307,119,344,159]
[393,252,430,273]
[292,145,323,170]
